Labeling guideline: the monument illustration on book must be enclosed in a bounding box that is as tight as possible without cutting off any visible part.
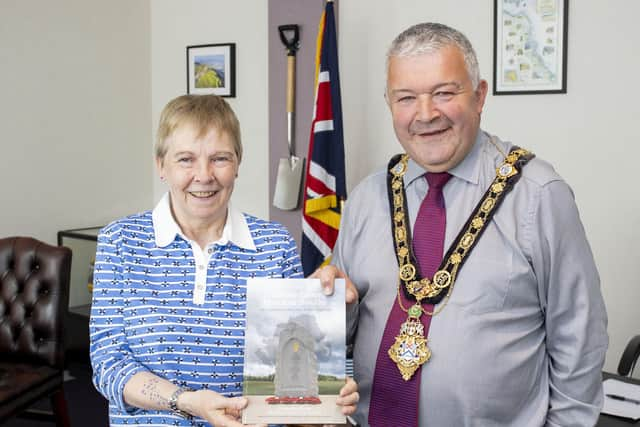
[242,278,346,425]
[266,318,321,404]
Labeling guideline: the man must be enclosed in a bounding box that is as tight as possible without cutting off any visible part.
[313,23,608,426]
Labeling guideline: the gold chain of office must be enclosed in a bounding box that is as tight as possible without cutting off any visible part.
[389,147,533,309]
[386,146,534,381]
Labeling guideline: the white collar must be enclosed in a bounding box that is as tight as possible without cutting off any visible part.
[151,193,256,250]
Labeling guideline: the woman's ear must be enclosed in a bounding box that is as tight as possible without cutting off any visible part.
[156,157,165,180]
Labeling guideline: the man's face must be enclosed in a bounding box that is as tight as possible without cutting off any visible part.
[386,45,488,172]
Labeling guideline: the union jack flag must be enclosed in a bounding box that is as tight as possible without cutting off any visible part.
[301,0,346,276]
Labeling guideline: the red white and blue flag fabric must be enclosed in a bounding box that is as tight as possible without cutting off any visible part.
[301,0,346,276]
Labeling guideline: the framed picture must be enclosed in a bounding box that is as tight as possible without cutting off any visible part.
[493,0,568,95]
[186,43,236,97]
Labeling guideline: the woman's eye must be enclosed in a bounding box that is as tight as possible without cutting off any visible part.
[213,156,232,165]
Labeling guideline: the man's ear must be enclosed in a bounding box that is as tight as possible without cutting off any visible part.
[475,80,489,114]
[384,90,393,114]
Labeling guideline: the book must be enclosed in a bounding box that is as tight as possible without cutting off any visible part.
[242,278,346,425]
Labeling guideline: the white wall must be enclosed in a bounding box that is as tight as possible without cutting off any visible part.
[0,0,152,244]
[150,0,269,219]
[339,0,640,373]
[1,0,636,375]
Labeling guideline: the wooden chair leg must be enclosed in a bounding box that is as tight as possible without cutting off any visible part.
[51,388,71,427]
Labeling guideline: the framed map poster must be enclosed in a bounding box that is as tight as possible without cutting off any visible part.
[493,0,568,95]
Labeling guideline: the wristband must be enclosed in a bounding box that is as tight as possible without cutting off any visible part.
[168,386,193,419]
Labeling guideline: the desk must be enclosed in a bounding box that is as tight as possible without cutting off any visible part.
[598,372,640,426]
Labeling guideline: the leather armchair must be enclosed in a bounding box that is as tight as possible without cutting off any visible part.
[618,335,640,377]
[0,236,72,426]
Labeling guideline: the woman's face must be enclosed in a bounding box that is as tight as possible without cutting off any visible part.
[157,123,238,230]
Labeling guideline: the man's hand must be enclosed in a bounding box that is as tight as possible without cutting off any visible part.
[296,377,359,427]
[310,265,358,304]
[336,377,359,416]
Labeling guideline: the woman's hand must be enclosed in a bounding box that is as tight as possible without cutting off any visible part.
[180,389,266,427]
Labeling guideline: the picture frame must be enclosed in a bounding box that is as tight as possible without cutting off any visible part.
[186,43,236,97]
[493,0,568,95]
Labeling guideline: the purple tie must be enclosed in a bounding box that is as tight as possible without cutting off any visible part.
[369,172,451,427]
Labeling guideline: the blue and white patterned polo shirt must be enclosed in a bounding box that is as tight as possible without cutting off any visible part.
[89,194,303,426]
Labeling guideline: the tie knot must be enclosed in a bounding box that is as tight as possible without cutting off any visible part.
[425,172,451,190]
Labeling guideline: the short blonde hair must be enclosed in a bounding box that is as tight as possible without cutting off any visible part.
[155,94,242,163]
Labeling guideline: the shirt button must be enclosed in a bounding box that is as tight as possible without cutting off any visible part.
[208,248,213,254]
[198,264,205,270]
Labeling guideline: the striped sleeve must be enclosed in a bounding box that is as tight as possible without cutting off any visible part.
[89,223,147,413]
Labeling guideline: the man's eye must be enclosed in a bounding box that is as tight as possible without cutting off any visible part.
[178,157,192,163]
[433,91,455,101]
[397,96,415,103]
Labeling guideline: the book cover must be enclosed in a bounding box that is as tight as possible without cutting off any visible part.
[242,278,346,425]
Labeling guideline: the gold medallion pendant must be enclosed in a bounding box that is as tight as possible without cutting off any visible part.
[388,304,431,381]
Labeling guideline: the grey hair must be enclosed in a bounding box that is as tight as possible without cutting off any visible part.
[386,22,481,88]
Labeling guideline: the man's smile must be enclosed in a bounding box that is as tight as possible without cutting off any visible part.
[411,126,451,138]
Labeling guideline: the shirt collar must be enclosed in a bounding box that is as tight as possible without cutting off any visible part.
[404,130,489,187]
[152,193,256,250]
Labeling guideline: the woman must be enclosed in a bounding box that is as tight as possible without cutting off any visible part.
[90,94,357,426]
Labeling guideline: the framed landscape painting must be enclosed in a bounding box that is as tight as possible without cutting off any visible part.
[186,43,236,97]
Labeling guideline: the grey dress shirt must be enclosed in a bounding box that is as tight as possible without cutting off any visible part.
[333,131,608,427]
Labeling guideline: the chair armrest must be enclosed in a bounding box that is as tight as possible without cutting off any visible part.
[618,335,640,376]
